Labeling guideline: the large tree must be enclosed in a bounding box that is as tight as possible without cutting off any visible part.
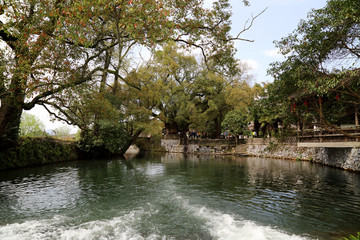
[114,44,255,140]
[0,0,260,150]
[116,43,201,138]
[268,0,360,134]
[0,0,113,149]
[191,70,231,138]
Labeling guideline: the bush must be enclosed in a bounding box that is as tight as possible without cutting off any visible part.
[77,120,130,156]
[0,137,78,170]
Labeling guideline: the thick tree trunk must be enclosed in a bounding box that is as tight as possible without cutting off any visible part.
[112,74,119,95]
[214,118,221,139]
[0,103,23,150]
[99,47,112,93]
[120,129,143,155]
[355,104,359,126]
[164,122,179,135]
[0,72,27,150]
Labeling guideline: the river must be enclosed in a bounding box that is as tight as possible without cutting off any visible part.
[0,153,359,240]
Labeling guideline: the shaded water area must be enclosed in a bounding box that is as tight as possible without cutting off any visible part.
[0,153,360,240]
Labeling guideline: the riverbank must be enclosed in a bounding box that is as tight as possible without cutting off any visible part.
[0,137,78,170]
[241,138,360,172]
[160,134,238,155]
[160,136,360,172]
[3,136,360,172]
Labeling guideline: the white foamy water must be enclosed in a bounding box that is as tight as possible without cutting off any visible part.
[191,207,309,240]
[0,210,164,240]
[0,203,310,240]
[161,182,311,240]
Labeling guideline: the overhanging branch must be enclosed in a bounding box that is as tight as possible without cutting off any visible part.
[23,42,119,110]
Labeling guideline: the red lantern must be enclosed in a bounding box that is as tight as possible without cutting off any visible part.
[304,100,308,107]
[335,94,340,100]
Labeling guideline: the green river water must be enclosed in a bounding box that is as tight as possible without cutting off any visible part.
[0,153,359,240]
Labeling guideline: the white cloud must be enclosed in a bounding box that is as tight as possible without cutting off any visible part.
[264,49,283,59]
[242,59,260,70]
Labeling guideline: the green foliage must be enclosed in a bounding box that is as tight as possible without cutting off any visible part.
[120,44,255,138]
[191,71,229,137]
[0,138,78,170]
[120,44,200,134]
[341,232,360,240]
[247,83,290,137]
[78,120,130,155]
[1,0,254,150]
[296,152,303,161]
[264,140,278,152]
[0,0,253,137]
[19,112,46,137]
[56,88,134,155]
[135,136,163,152]
[53,125,72,137]
[152,43,201,133]
[268,0,360,130]
[18,137,74,166]
[222,110,250,136]
[0,148,17,169]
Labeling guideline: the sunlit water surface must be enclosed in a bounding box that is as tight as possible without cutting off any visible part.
[0,153,360,240]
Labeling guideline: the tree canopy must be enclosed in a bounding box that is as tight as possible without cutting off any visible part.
[114,43,255,139]
[268,0,360,132]
[0,0,260,150]
[221,110,249,139]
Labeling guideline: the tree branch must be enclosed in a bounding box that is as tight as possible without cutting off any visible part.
[231,7,267,42]
[0,29,17,50]
[39,101,73,126]
[23,41,119,110]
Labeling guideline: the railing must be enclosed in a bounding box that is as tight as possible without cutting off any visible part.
[160,127,360,145]
[246,137,298,145]
[186,138,238,145]
[297,127,360,142]
[245,127,360,145]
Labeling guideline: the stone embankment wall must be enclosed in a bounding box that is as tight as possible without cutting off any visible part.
[242,138,360,171]
[160,136,360,171]
[161,135,236,154]
[161,137,185,153]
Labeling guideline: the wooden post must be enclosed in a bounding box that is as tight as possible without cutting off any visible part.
[356,105,359,142]
[319,130,323,142]
[355,105,359,126]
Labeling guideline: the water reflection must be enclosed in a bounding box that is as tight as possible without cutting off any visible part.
[0,166,80,224]
[158,154,360,239]
[0,154,359,239]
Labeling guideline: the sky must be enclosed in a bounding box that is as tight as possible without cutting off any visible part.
[228,0,328,84]
[27,0,329,132]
